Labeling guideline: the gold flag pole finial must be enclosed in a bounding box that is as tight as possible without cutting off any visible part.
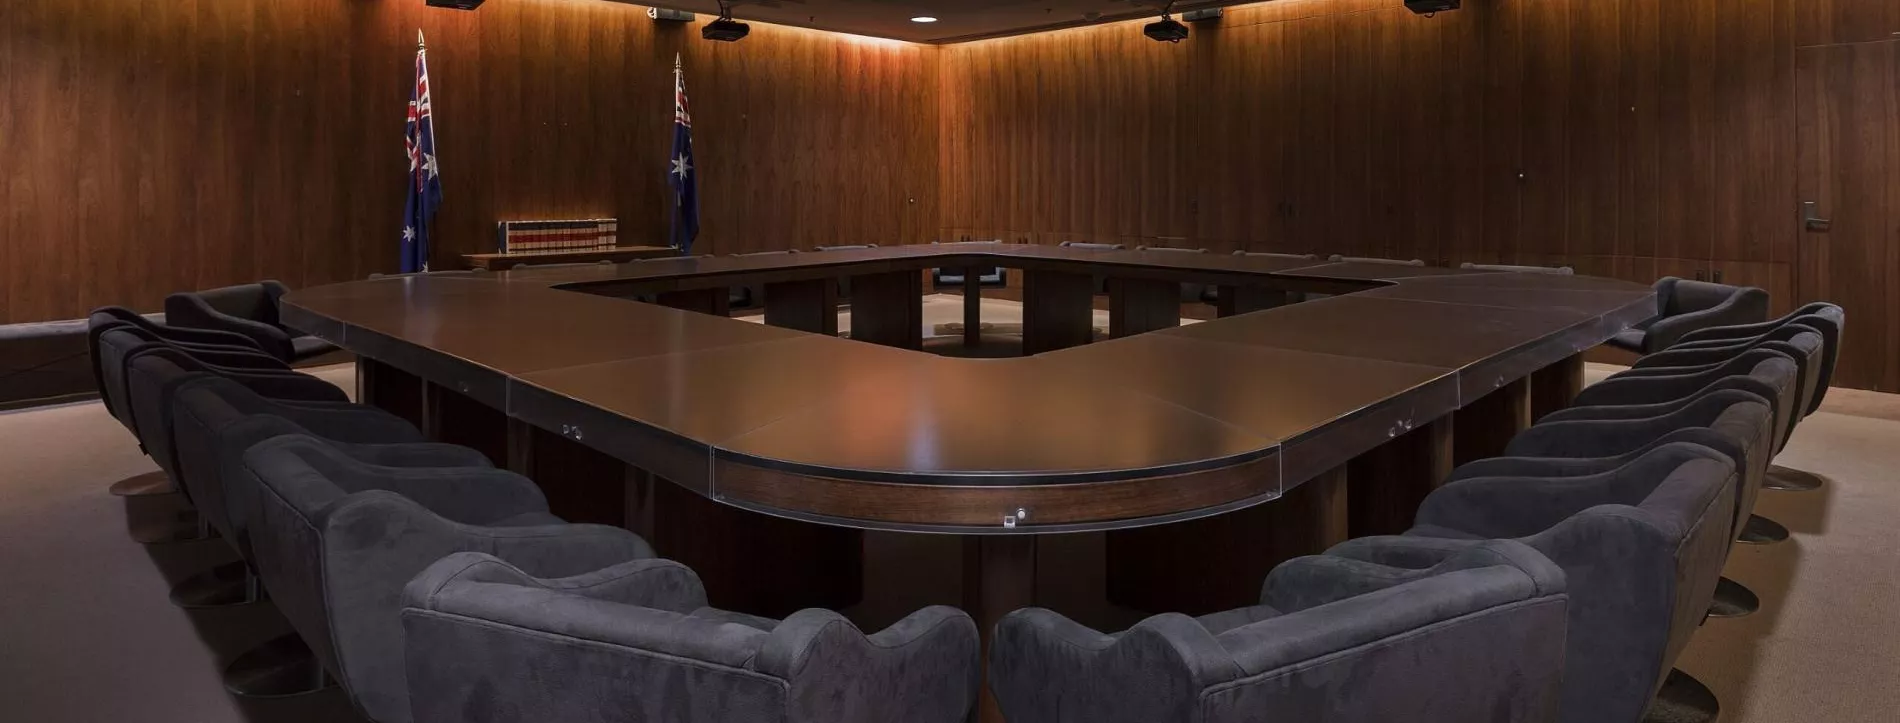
[674,52,682,71]
[418,29,427,50]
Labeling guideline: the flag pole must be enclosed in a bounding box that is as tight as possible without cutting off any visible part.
[418,29,426,50]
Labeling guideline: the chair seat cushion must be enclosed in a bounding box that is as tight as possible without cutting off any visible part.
[1195,604,1282,635]
[690,607,781,631]
[290,335,342,363]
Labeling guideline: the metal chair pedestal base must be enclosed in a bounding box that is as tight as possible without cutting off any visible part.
[1707,576,1760,618]
[169,562,264,609]
[223,634,332,698]
[1765,464,1827,492]
[1644,668,1720,723]
[129,511,216,545]
[1738,514,1790,544]
[109,471,174,497]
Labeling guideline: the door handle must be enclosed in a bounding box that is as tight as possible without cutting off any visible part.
[1803,201,1832,232]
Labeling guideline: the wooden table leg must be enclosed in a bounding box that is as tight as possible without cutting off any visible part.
[763,279,840,335]
[1453,377,1533,466]
[425,384,510,466]
[963,269,982,348]
[1347,417,1453,537]
[847,270,924,350]
[1216,285,1290,317]
[1530,352,1587,422]
[1109,278,1182,337]
[1105,465,1348,615]
[656,288,731,317]
[652,481,864,619]
[964,535,1037,723]
[1022,270,1095,354]
[356,357,426,430]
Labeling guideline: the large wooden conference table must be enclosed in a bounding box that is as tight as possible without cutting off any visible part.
[283,244,1653,719]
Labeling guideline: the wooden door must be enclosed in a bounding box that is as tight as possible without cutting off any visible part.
[1794,40,1900,391]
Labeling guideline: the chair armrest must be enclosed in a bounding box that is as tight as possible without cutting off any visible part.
[223,370,352,404]
[758,606,981,723]
[338,441,491,469]
[406,552,706,615]
[989,609,1241,723]
[166,292,295,360]
[1645,287,1769,351]
[357,466,552,526]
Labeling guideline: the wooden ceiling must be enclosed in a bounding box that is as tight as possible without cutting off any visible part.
[626,0,1242,43]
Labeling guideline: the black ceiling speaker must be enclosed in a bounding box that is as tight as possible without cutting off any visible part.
[425,0,485,10]
[1404,0,1461,15]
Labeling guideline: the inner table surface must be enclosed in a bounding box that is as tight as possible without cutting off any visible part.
[284,246,1654,532]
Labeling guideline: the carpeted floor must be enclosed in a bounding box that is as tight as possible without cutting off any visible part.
[2,332,1896,722]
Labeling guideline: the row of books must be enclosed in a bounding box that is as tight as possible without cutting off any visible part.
[496,219,619,254]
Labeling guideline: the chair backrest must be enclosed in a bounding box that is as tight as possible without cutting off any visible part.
[992,539,1569,723]
[1628,333,1823,451]
[1519,446,1734,723]
[1511,387,1770,504]
[170,376,427,548]
[1581,348,1799,447]
[1676,304,1843,415]
[94,326,269,434]
[1458,262,1575,275]
[1058,241,1125,250]
[172,282,285,326]
[1232,250,1318,260]
[1328,254,1426,266]
[1420,443,1736,723]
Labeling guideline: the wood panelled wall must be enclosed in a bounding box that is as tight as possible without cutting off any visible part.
[0,0,938,323]
[939,0,1900,389]
[940,0,1796,295]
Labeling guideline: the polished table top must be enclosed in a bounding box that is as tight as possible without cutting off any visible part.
[283,246,1656,533]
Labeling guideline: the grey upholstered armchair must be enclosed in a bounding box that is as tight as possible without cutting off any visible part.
[169,374,481,554]
[1630,328,1825,443]
[1670,304,1843,490]
[241,435,657,723]
[1331,443,1738,723]
[117,341,346,481]
[1504,387,1777,542]
[95,323,297,435]
[988,539,1570,723]
[87,306,267,392]
[1605,277,1770,354]
[402,553,981,723]
[102,327,342,504]
[1671,303,1842,416]
[165,280,341,363]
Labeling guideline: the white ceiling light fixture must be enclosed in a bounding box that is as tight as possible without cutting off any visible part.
[910,16,938,23]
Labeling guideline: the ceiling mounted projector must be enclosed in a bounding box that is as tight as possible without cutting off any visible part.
[1404,0,1461,14]
[1144,16,1188,43]
[703,17,751,41]
[425,0,484,9]
[703,2,749,41]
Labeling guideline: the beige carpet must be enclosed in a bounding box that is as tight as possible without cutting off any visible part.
[1,359,1895,722]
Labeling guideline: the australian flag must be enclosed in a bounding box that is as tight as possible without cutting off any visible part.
[402,30,443,274]
[668,53,700,255]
